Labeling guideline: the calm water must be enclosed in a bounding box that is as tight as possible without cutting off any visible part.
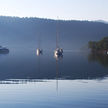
[0,47,108,108]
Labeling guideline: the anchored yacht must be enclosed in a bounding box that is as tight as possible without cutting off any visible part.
[37,48,43,56]
[54,48,63,57]
[54,19,63,57]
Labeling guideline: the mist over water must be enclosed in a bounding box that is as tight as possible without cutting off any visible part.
[1,46,108,80]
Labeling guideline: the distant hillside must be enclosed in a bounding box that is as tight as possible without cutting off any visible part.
[0,16,108,50]
[96,20,108,24]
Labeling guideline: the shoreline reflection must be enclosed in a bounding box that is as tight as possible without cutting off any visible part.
[88,52,108,67]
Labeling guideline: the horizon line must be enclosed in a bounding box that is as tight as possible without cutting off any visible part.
[0,15,108,22]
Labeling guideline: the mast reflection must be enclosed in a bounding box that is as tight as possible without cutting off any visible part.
[55,54,63,92]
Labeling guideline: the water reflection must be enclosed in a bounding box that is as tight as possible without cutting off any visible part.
[0,49,108,108]
[55,55,62,92]
[0,49,9,54]
[54,53,63,61]
[88,52,108,67]
[0,49,108,83]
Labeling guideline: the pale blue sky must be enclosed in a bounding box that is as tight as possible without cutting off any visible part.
[0,0,108,21]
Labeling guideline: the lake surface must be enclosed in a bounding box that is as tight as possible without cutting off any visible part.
[0,47,108,108]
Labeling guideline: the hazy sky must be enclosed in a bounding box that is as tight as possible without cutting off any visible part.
[0,0,108,21]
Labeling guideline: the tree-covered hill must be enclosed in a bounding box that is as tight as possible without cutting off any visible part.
[0,16,108,50]
[88,37,108,50]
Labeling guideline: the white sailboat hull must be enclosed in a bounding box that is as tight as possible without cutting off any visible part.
[54,48,63,56]
[37,49,43,56]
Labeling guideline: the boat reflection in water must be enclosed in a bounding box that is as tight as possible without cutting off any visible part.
[54,53,63,61]
[55,52,63,92]
[88,52,108,67]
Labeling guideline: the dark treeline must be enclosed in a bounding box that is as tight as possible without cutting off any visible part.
[0,16,108,50]
[88,37,108,50]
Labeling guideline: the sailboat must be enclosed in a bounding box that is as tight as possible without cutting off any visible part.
[54,19,63,58]
[36,48,43,56]
[36,35,43,56]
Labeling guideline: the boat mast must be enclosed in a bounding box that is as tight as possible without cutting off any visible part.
[38,35,41,49]
[56,17,59,49]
